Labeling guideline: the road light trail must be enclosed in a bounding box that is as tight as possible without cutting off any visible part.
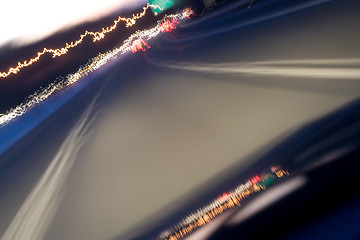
[0,8,194,126]
[0,3,163,79]
[176,0,332,42]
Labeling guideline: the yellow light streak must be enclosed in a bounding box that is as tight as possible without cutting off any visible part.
[0,3,163,79]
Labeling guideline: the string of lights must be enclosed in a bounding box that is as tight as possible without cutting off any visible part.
[158,167,289,240]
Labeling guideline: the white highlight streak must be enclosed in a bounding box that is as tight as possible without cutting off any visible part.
[158,58,360,80]
[1,95,100,240]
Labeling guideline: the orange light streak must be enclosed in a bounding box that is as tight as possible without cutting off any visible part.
[0,3,162,79]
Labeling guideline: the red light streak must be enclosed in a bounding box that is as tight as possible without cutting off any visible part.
[160,19,178,32]
[131,39,151,53]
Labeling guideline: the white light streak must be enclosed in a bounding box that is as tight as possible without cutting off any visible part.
[1,91,101,240]
[156,58,360,80]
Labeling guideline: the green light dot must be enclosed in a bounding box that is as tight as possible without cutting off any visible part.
[149,0,174,14]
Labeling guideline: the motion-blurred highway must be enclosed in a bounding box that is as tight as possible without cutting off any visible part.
[0,0,359,239]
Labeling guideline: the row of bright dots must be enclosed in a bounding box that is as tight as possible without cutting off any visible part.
[158,169,289,240]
